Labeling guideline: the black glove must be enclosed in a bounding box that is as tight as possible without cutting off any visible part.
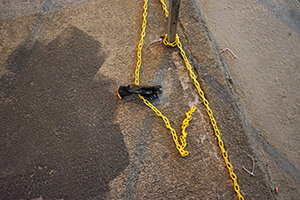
[118,84,162,100]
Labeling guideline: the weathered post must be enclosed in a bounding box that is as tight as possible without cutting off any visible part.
[167,0,181,43]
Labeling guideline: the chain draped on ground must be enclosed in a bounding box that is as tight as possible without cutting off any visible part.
[134,0,244,199]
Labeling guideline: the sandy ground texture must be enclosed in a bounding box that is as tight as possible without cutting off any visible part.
[0,0,298,199]
[195,0,300,199]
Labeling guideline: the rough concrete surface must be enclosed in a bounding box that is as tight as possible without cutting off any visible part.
[0,0,298,199]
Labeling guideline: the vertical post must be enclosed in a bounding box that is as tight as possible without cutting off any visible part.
[167,0,181,43]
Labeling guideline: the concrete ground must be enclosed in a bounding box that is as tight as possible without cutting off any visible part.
[0,0,298,199]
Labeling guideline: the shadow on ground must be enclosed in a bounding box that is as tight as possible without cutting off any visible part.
[0,27,129,200]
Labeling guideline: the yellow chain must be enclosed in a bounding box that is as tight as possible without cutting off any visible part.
[139,94,196,157]
[163,34,244,200]
[134,0,244,199]
[135,0,148,86]
[180,105,196,149]
[135,0,194,157]
[160,0,169,17]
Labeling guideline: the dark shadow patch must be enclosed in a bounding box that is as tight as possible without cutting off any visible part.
[0,42,35,98]
[0,26,129,200]
[258,0,300,34]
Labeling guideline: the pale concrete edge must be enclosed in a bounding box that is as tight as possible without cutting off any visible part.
[186,0,279,197]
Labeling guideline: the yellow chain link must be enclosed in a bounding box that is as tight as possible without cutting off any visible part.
[180,105,196,149]
[163,33,244,200]
[134,0,244,199]
[163,33,177,47]
[135,0,148,86]
[160,0,169,17]
[139,94,196,157]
